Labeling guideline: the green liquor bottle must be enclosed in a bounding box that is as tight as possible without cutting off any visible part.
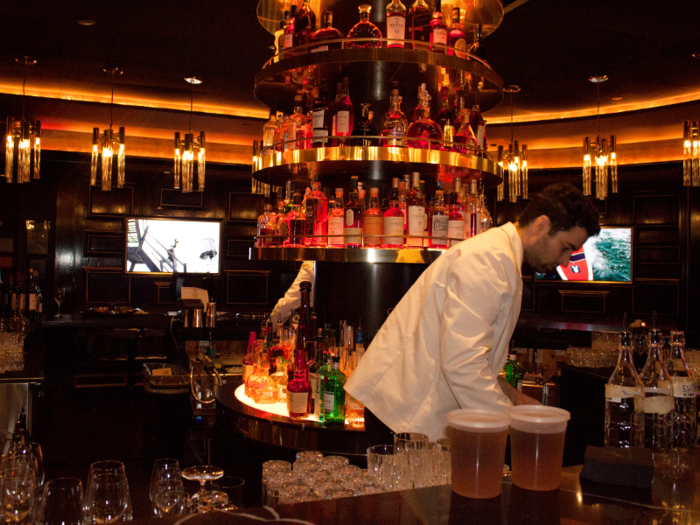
[504,353,524,391]
[323,355,346,427]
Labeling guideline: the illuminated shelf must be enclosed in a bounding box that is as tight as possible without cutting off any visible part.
[250,246,446,264]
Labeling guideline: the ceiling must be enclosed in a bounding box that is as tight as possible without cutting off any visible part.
[0,0,699,168]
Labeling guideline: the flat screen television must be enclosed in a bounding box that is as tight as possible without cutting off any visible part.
[535,226,633,283]
[125,217,221,274]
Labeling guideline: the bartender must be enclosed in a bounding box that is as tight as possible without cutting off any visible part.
[270,261,314,331]
[345,183,600,443]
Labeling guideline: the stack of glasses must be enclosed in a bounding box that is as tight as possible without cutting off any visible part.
[0,331,25,372]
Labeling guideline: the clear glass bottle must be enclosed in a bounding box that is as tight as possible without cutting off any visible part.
[363,187,384,248]
[447,191,465,247]
[479,182,492,232]
[605,331,645,448]
[429,189,448,249]
[284,192,305,247]
[386,0,407,48]
[279,115,298,152]
[429,0,447,53]
[323,355,347,427]
[310,10,344,52]
[469,104,486,156]
[408,0,431,50]
[262,107,279,155]
[304,182,328,247]
[666,330,697,448]
[290,93,310,150]
[257,204,277,247]
[454,112,478,155]
[346,4,383,49]
[407,89,443,149]
[381,83,408,147]
[328,188,345,247]
[344,177,363,248]
[406,172,426,248]
[287,282,312,420]
[333,78,354,146]
[383,178,405,248]
[351,103,379,147]
[467,178,481,238]
[446,7,467,58]
[639,328,674,456]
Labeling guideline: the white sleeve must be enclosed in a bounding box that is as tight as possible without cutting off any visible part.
[270,261,315,329]
[439,249,516,412]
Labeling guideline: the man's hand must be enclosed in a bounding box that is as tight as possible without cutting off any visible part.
[497,375,542,406]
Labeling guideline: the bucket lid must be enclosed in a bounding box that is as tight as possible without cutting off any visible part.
[508,405,570,434]
[446,408,511,433]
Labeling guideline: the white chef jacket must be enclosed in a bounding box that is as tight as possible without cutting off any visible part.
[270,261,315,330]
[344,222,523,441]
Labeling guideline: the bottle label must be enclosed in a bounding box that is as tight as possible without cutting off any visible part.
[431,215,449,240]
[605,385,642,404]
[345,209,354,227]
[311,44,329,53]
[383,216,404,245]
[477,125,485,149]
[284,33,294,49]
[312,129,328,146]
[28,294,37,311]
[312,110,325,129]
[19,295,25,312]
[672,377,696,398]
[448,219,465,246]
[363,216,383,243]
[643,394,674,414]
[345,227,362,246]
[324,391,336,414]
[407,205,425,246]
[328,217,345,246]
[336,111,350,134]
[287,390,309,415]
[452,37,467,58]
[387,16,406,47]
[431,28,447,46]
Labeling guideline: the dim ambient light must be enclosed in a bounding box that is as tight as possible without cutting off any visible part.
[682,120,700,186]
[583,75,618,200]
[173,77,206,193]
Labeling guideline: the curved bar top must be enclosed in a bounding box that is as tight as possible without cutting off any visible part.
[215,381,371,458]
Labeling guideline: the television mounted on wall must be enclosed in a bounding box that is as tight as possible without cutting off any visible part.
[124,217,221,274]
[535,226,633,283]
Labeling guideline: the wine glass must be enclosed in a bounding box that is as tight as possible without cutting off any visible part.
[153,489,190,517]
[149,458,180,506]
[54,287,66,318]
[84,474,129,524]
[181,465,224,504]
[36,478,84,525]
[1,468,37,525]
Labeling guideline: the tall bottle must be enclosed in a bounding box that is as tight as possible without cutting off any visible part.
[383,178,405,248]
[446,8,467,58]
[447,191,465,247]
[16,273,27,318]
[27,269,37,319]
[428,0,447,53]
[262,107,279,155]
[467,178,481,238]
[12,406,31,446]
[333,78,354,146]
[605,331,645,448]
[284,192,305,247]
[276,10,290,61]
[310,11,344,53]
[406,172,426,248]
[328,188,346,247]
[312,82,332,147]
[9,275,17,318]
[386,0,407,48]
[287,282,312,420]
[309,328,326,420]
[304,182,328,247]
[363,188,384,248]
[436,83,453,132]
[294,0,317,47]
[346,4,383,49]
[283,5,297,57]
[344,177,363,248]
[351,103,379,147]
[639,328,674,456]
[408,0,431,50]
[381,83,408,146]
[290,93,310,150]
[429,189,449,249]
[407,88,443,149]
[479,182,493,232]
[666,331,697,448]
[469,103,486,156]
[323,355,347,427]
[242,331,258,387]
[279,115,297,152]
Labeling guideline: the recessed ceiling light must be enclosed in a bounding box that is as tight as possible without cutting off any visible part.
[693,51,700,59]
[77,19,96,26]
[588,75,608,83]
[611,96,623,101]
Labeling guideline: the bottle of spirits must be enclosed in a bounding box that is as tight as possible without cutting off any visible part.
[311,82,332,147]
[407,89,443,149]
[386,0,407,48]
[344,177,363,248]
[605,331,645,448]
[12,406,31,446]
[381,83,408,147]
[284,192,305,247]
[310,10,344,52]
[351,103,379,147]
[323,355,347,427]
[9,275,17,318]
[383,178,405,248]
[294,0,317,47]
[469,103,486,156]
[454,111,478,154]
[257,204,277,247]
[411,83,428,123]
[243,331,258,387]
[504,353,524,390]
[346,4,383,49]
[399,176,409,230]
[276,10,290,61]
[283,5,297,57]
[290,93,310,150]
[406,172,426,248]
[408,0,431,50]
[447,191,465,247]
[436,84,453,132]
[429,0,447,53]
[479,182,493,232]
[441,120,455,152]
[16,273,27,318]
[446,7,467,57]
[333,78,354,146]
[304,182,328,247]
[666,331,697,448]
[328,188,346,247]
[429,189,449,248]
[638,328,674,456]
[467,178,481,238]
[27,269,37,319]
[287,285,312,420]
[309,328,326,420]
[262,107,279,155]
[279,115,298,151]
[363,187,384,248]
[421,179,430,247]
[452,95,468,130]
[32,270,42,321]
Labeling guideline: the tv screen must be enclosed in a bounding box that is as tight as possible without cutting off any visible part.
[535,226,633,283]
[125,217,221,274]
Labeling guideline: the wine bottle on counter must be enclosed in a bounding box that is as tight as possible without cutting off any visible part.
[666,331,697,448]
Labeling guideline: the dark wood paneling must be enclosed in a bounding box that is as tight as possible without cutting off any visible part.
[634,195,678,225]
[84,232,124,255]
[156,281,177,305]
[160,189,204,208]
[637,228,679,245]
[637,247,679,264]
[88,186,134,216]
[229,193,265,222]
[559,290,608,314]
[633,283,679,316]
[225,270,269,305]
[85,269,131,304]
[227,239,255,259]
[635,264,681,280]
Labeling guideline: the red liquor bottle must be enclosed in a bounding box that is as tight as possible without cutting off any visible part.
[310,10,344,52]
[383,178,405,248]
[304,181,328,247]
[436,83,453,131]
[446,8,467,58]
[346,4,383,49]
[408,0,431,50]
[407,89,443,149]
[333,78,354,146]
[429,0,447,53]
[386,0,407,48]
[328,188,346,247]
[362,187,384,247]
[344,177,363,248]
[287,282,312,420]
[447,192,466,247]
[284,192,305,247]
[283,5,297,57]
[257,204,277,247]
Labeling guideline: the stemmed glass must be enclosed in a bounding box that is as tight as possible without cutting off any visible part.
[181,465,224,504]
[54,287,66,318]
[36,478,85,525]
[1,468,37,525]
[84,460,133,523]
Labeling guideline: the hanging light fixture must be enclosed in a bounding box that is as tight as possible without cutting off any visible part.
[497,85,528,203]
[174,77,206,193]
[682,120,700,186]
[90,68,126,192]
[4,57,41,184]
[583,75,617,199]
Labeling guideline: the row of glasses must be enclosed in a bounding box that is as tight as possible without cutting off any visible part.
[565,346,617,368]
[0,331,26,372]
[149,458,187,517]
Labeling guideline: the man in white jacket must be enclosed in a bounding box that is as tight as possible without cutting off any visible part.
[344,183,600,442]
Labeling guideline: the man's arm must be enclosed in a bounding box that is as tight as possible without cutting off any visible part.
[497,376,542,406]
[270,261,314,330]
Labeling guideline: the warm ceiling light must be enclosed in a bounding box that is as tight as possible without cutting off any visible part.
[583,75,617,199]
[77,19,96,26]
[90,67,126,191]
[498,85,528,202]
[611,96,623,101]
[693,51,700,59]
[174,77,206,193]
[682,120,699,186]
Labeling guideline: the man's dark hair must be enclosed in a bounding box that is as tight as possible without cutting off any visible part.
[518,183,600,237]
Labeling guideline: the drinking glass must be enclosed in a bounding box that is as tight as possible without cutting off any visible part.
[2,468,36,525]
[210,476,245,510]
[37,478,85,525]
[261,460,291,504]
[149,458,180,505]
[153,490,190,517]
[367,444,408,492]
[181,465,224,504]
[84,474,130,524]
[5,442,44,492]
[54,287,66,318]
[85,460,132,522]
[197,491,229,513]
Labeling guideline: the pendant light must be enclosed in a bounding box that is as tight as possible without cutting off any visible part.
[583,75,617,199]
[90,68,126,191]
[497,85,528,202]
[174,77,206,193]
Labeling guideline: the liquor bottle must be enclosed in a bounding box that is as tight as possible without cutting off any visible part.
[261,107,279,155]
[436,84,453,132]
[304,182,328,247]
[242,331,258,387]
[294,0,317,47]
[470,23,488,63]
[479,182,493,232]
[346,4,383,49]
[9,275,16,318]
[666,331,697,448]
[638,328,674,456]
[406,172,426,248]
[311,82,332,147]
[381,83,408,147]
[328,188,346,247]
[421,179,430,247]
[469,104,486,156]
[467,178,481,238]
[283,179,294,213]
[429,189,449,248]
[279,115,298,152]
[504,354,524,390]
[16,273,27,318]
[276,11,290,60]
[290,93,310,150]
[284,192,305,247]
[309,328,326,420]
[323,355,347,427]
[447,192,465,248]
[257,204,276,247]
[386,0,407,48]
[283,5,297,56]
[411,83,428,123]
[287,340,311,421]
[27,269,37,319]
[33,271,42,321]
[12,406,31,446]
[429,0,447,53]
[344,177,363,248]
[407,88,443,149]
[452,96,468,131]
[351,103,379,147]
[310,10,344,52]
[446,7,467,58]
[605,331,645,448]
[333,78,354,146]
[363,187,384,248]
[383,178,405,248]
[454,111,478,154]
[399,176,409,230]
[441,120,455,152]
[408,0,431,50]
